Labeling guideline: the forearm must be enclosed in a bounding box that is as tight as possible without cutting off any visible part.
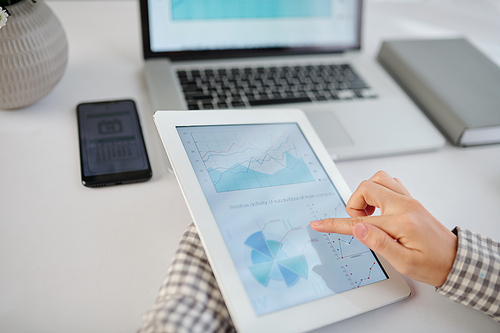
[436,227,500,322]
[137,223,235,333]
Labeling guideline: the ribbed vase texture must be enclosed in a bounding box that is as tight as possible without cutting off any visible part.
[0,0,68,109]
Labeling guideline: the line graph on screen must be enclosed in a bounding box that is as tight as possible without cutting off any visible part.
[190,129,315,192]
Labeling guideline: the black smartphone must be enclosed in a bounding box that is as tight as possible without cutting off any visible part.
[77,99,152,187]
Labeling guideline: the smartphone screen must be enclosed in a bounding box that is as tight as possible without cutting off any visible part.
[77,99,152,187]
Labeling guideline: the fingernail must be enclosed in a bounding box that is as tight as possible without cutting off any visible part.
[353,223,368,239]
[311,220,323,227]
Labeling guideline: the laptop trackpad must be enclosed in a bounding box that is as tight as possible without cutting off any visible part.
[306,112,354,148]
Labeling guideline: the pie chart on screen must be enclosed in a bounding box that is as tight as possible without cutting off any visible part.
[244,231,308,287]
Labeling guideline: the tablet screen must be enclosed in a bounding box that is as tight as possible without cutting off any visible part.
[177,123,388,316]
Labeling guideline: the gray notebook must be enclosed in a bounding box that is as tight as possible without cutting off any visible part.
[377,38,500,147]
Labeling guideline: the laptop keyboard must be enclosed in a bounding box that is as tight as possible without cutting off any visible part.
[177,63,378,110]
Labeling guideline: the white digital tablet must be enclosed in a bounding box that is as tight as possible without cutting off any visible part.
[154,109,411,333]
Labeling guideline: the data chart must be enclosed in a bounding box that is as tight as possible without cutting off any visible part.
[172,0,331,20]
[192,129,316,192]
[245,231,308,288]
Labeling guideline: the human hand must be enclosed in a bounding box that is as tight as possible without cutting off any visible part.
[310,171,458,287]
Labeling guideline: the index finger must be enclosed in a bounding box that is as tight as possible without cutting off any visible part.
[311,215,385,235]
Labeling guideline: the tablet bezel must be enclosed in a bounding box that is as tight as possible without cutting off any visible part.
[153,109,411,333]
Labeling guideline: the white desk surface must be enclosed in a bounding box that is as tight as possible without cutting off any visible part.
[1,1,499,332]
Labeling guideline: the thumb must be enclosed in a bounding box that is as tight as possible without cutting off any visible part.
[353,223,404,264]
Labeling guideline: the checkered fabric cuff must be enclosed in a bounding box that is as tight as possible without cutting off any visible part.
[436,227,500,322]
[138,223,236,333]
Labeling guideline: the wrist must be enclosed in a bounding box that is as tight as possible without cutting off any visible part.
[435,228,459,288]
[436,230,458,287]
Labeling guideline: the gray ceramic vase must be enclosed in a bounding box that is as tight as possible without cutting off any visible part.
[0,0,68,110]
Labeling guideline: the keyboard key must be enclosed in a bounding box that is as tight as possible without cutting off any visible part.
[185,93,213,100]
[347,80,369,89]
[231,101,246,107]
[249,96,311,106]
[354,90,365,98]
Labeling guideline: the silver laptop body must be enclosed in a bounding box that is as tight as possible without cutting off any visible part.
[140,0,445,160]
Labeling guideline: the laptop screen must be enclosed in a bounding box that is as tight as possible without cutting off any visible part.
[141,0,362,60]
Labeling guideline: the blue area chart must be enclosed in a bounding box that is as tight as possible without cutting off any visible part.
[245,231,308,287]
[172,0,331,21]
[199,130,316,192]
[208,152,314,192]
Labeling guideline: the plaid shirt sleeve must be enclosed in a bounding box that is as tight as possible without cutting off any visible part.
[138,223,500,332]
[436,227,500,322]
[137,223,235,333]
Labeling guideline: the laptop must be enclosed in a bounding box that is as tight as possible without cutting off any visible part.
[139,0,445,160]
